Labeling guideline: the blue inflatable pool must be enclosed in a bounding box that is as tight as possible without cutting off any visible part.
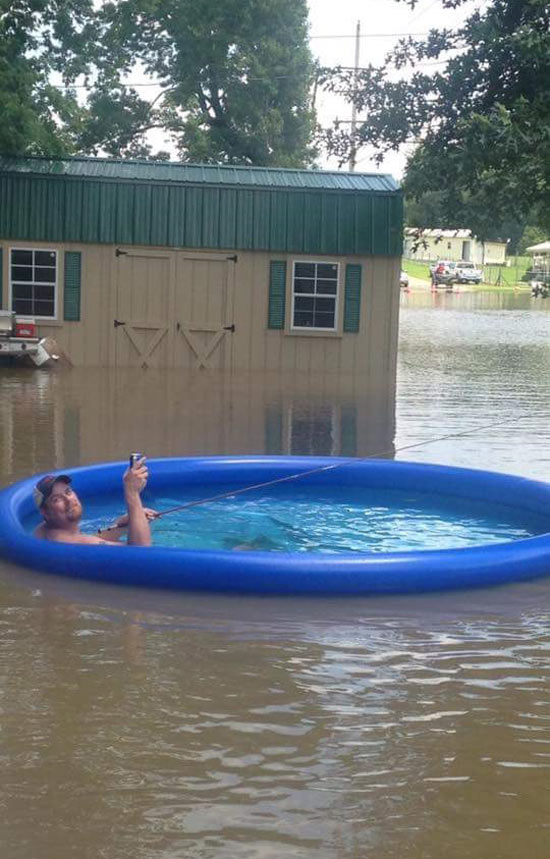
[0,456,549,595]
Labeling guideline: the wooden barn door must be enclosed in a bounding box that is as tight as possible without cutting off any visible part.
[173,253,236,370]
[113,250,175,368]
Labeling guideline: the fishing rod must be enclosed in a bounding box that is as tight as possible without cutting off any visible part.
[138,412,535,524]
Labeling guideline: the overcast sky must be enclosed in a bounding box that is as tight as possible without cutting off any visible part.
[308,0,482,177]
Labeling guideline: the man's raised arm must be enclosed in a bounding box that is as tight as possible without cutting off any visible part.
[123,457,152,547]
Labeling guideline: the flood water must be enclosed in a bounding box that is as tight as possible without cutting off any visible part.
[2,288,550,858]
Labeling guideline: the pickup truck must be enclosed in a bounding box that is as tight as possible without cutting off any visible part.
[454,261,483,284]
[0,310,49,365]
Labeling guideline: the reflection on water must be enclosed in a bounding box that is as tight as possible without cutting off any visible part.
[2,288,550,858]
[0,368,395,483]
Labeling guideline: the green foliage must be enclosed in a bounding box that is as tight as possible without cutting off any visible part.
[79,0,317,165]
[0,0,317,166]
[517,224,548,254]
[0,0,94,156]
[323,0,550,237]
[404,191,446,228]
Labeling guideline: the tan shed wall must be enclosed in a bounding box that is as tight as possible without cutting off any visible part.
[1,240,400,380]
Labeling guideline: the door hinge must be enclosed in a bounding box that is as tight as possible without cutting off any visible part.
[223,323,236,333]
[227,254,238,263]
[115,248,128,257]
[114,319,126,328]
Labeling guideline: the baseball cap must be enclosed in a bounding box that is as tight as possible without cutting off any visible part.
[33,474,72,508]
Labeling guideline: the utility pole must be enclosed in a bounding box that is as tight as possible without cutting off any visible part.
[349,20,361,172]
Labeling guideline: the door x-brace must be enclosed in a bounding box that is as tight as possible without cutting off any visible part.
[177,325,227,369]
[123,324,168,368]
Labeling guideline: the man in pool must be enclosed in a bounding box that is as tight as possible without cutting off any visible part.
[33,456,154,546]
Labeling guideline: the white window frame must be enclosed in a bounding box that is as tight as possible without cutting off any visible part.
[290,260,340,333]
[9,247,58,321]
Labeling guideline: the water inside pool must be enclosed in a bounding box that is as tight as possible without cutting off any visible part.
[64,485,549,553]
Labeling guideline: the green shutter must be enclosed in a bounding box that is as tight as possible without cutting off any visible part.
[64,251,81,321]
[267,260,286,329]
[0,247,3,309]
[343,263,362,333]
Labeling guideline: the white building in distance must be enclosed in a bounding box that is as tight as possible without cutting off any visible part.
[404,228,507,265]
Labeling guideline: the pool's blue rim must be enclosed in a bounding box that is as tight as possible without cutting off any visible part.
[0,456,549,595]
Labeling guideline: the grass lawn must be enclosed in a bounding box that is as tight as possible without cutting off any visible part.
[483,256,531,286]
[402,259,431,281]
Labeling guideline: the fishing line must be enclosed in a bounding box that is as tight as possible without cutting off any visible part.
[144,412,538,523]
[97,412,538,535]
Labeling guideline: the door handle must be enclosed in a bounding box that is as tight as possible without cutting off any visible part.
[114,319,126,328]
[176,322,181,331]
[223,323,236,333]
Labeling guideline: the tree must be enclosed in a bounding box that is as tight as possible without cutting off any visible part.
[517,223,548,254]
[78,0,317,166]
[1,0,317,167]
[0,0,94,156]
[404,191,446,229]
[323,0,550,235]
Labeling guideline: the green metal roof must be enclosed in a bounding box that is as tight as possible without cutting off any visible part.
[0,156,399,193]
[0,156,403,256]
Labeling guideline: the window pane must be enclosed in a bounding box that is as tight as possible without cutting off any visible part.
[35,266,56,283]
[12,284,32,300]
[315,297,335,313]
[294,262,316,278]
[313,312,335,328]
[34,300,55,317]
[316,279,337,295]
[35,251,56,267]
[295,296,314,312]
[11,265,33,282]
[35,284,55,301]
[13,298,33,315]
[11,250,32,266]
[294,312,314,327]
[294,278,315,294]
[317,263,338,279]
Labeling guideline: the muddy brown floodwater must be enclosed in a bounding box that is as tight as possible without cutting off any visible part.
[1,288,550,859]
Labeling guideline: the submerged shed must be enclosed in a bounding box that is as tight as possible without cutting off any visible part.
[0,156,402,372]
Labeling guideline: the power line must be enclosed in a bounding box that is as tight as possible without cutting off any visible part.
[48,57,452,92]
[310,31,430,39]
[406,0,441,26]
